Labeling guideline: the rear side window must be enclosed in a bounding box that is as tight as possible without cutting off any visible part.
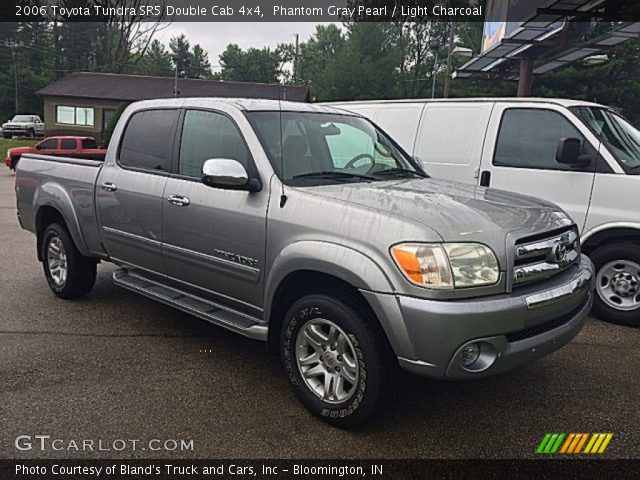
[178,110,250,178]
[119,109,179,172]
[60,139,76,150]
[494,109,585,170]
[82,138,98,149]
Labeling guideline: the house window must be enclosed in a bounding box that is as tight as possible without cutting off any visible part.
[56,106,94,126]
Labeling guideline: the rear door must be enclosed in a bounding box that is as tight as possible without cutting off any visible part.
[162,108,268,313]
[479,103,600,230]
[413,103,493,185]
[96,108,180,273]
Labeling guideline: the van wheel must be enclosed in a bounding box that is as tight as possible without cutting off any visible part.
[592,244,640,327]
[42,223,97,299]
[280,293,394,427]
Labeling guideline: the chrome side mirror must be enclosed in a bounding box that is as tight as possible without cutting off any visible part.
[201,158,261,192]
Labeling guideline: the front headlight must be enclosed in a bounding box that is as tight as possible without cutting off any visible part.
[391,243,500,289]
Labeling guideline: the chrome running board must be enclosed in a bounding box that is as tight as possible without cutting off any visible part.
[112,269,267,341]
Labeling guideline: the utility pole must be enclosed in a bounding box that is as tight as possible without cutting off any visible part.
[429,38,441,99]
[173,56,179,97]
[4,41,21,113]
[293,33,299,84]
[443,22,456,98]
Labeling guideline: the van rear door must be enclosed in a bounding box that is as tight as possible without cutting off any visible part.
[413,103,493,185]
[478,103,601,231]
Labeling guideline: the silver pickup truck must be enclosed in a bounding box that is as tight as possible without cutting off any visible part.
[15,98,595,427]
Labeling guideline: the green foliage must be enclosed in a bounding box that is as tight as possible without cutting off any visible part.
[102,102,129,148]
[0,138,38,161]
[219,44,282,84]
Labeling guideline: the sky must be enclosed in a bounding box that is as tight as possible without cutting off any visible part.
[155,22,337,72]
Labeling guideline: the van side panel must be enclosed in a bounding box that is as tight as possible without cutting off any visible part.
[374,103,425,153]
[413,103,494,185]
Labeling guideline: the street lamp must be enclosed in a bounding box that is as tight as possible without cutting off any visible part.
[429,38,441,99]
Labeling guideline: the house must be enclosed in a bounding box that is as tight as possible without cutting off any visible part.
[37,72,310,143]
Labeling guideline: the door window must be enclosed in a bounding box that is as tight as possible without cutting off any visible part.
[494,109,585,170]
[178,110,250,178]
[37,139,57,150]
[60,139,76,150]
[119,109,179,172]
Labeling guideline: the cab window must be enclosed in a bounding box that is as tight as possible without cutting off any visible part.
[178,110,250,178]
[494,109,586,170]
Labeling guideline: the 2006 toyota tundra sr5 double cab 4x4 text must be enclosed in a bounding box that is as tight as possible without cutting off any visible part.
[15,99,595,426]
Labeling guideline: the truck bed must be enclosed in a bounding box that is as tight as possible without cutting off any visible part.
[16,153,107,258]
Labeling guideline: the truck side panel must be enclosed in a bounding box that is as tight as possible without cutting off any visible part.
[16,154,106,258]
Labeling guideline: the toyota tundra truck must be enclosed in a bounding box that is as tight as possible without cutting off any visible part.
[15,98,595,427]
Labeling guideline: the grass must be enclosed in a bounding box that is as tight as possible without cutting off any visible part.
[0,138,38,160]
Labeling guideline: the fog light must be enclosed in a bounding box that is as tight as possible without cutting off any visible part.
[459,343,480,367]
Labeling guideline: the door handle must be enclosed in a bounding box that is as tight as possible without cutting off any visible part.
[480,170,491,187]
[100,182,117,192]
[167,194,190,207]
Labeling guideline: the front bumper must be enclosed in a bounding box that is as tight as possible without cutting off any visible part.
[362,255,594,379]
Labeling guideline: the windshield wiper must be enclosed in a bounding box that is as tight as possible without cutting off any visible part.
[373,168,429,178]
[292,171,378,181]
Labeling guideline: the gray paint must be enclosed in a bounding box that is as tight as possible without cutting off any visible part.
[15,98,595,379]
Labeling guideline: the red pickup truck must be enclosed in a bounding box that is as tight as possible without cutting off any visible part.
[4,136,106,170]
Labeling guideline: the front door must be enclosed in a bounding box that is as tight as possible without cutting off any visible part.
[479,104,599,231]
[162,108,268,314]
[96,108,180,273]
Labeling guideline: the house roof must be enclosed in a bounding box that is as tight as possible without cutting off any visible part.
[37,72,310,103]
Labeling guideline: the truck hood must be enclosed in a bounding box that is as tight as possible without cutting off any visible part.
[7,147,34,157]
[303,177,572,244]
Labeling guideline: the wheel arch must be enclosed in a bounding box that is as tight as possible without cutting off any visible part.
[35,202,89,261]
[264,242,397,354]
[582,224,640,255]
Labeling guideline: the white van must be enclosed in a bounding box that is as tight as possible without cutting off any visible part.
[331,98,640,327]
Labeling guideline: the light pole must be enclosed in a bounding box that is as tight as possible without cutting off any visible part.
[429,38,441,99]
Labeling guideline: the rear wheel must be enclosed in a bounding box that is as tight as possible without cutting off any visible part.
[280,293,395,427]
[592,244,640,327]
[42,223,97,299]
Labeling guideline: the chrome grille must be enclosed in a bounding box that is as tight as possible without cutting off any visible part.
[513,228,580,286]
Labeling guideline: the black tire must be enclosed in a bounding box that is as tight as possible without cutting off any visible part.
[10,157,18,171]
[41,223,97,299]
[27,129,35,138]
[591,243,640,327]
[3,133,11,139]
[280,292,395,427]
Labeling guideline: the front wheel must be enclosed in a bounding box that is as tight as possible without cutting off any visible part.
[592,244,640,327]
[280,293,395,427]
[42,223,97,299]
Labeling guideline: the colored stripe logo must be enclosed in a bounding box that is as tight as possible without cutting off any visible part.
[536,433,613,454]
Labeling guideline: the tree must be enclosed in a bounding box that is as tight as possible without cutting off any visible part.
[137,39,173,76]
[169,34,191,77]
[190,44,212,79]
[219,44,281,83]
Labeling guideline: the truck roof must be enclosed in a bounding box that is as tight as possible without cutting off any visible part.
[325,97,607,109]
[129,97,352,115]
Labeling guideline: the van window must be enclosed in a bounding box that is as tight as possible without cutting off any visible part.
[119,109,179,172]
[416,106,486,166]
[178,110,250,178]
[494,109,585,170]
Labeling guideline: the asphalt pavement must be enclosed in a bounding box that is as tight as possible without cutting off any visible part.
[1,168,638,459]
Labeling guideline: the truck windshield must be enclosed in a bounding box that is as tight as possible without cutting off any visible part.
[246,111,424,185]
[12,115,32,122]
[570,106,640,173]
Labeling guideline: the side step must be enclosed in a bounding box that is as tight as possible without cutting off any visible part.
[112,269,267,341]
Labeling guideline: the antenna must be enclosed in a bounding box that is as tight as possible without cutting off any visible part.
[279,84,287,208]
